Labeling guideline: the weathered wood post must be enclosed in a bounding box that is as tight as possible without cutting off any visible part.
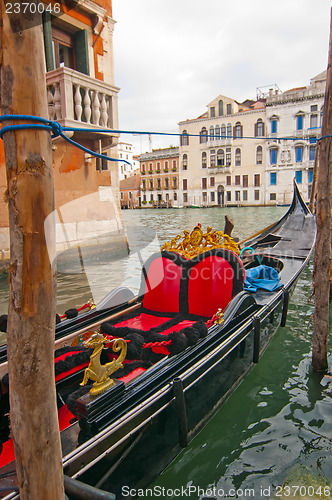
[1,2,64,498]
[312,9,332,372]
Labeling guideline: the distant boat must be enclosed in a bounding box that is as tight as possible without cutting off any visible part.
[0,182,315,500]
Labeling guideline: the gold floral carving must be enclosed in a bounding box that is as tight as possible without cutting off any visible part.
[161,224,239,258]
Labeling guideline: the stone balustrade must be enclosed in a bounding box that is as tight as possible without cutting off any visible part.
[46,67,119,131]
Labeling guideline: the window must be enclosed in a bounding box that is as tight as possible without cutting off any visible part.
[215,125,220,140]
[183,179,187,190]
[182,154,188,170]
[235,148,241,166]
[150,194,154,201]
[235,191,240,202]
[209,126,215,140]
[242,175,248,187]
[141,163,146,173]
[255,119,264,137]
[172,177,177,188]
[226,191,231,202]
[270,147,278,165]
[254,190,260,201]
[308,169,314,183]
[295,170,302,184]
[270,193,277,201]
[210,150,216,168]
[217,149,224,166]
[235,175,240,186]
[211,192,215,202]
[202,178,207,189]
[271,117,278,134]
[227,124,232,138]
[210,177,215,187]
[202,152,207,168]
[183,193,188,203]
[172,160,177,170]
[226,148,231,166]
[243,190,248,201]
[149,179,153,189]
[270,172,277,185]
[309,145,316,161]
[296,113,304,131]
[157,179,161,190]
[256,146,263,164]
[227,103,232,115]
[310,113,318,129]
[221,125,226,138]
[234,122,242,138]
[164,161,169,171]
[173,193,177,201]
[46,25,89,75]
[226,175,231,186]
[156,162,161,172]
[254,174,260,187]
[165,178,169,189]
[210,107,215,118]
[142,179,146,190]
[295,146,303,163]
[200,127,208,143]
[219,100,224,116]
[181,130,189,146]
[202,192,207,202]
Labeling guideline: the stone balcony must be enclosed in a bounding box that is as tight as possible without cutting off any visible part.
[46,67,120,142]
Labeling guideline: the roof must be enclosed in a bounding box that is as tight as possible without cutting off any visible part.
[119,175,140,191]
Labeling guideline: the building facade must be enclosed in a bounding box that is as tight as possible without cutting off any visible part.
[178,96,267,207]
[264,71,325,205]
[0,0,125,269]
[119,174,141,209]
[118,142,140,181]
[139,148,179,208]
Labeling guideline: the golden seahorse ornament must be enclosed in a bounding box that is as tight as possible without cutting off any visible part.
[80,333,127,396]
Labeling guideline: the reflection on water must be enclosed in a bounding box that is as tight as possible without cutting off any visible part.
[1,206,331,497]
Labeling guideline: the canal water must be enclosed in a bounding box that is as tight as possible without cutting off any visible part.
[0,206,332,498]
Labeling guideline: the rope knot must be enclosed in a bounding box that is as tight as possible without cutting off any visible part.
[50,121,63,138]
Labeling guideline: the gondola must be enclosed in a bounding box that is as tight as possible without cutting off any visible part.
[0,182,315,500]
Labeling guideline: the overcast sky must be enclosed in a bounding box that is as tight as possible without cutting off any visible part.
[112,0,332,152]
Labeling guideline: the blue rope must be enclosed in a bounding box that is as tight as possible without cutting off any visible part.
[0,115,131,165]
[0,115,329,160]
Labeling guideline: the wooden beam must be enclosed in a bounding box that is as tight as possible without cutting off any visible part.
[312,8,332,372]
[1,3,64,498]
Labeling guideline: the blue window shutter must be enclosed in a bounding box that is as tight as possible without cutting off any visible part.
[309,171,313,183]
[296,146,303,162]
[270,172,276,185]
[295,170,302,184]
[75,29,89,75]
[270,149,277,165]
[271,120,277,134]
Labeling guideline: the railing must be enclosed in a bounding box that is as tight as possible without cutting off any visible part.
[46,67,119,131]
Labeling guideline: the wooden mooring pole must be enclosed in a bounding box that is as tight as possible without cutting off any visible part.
[312,8,332,372]
[0,2,64,498]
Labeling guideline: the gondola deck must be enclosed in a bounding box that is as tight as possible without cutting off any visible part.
[0,182,315,500]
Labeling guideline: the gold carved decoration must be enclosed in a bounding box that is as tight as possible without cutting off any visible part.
[161,224,239,258]
[80,333,127,396]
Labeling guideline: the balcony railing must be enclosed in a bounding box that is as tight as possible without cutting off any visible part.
[46,67,119,132]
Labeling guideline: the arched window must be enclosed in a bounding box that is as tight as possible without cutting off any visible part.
[256,146,263,164]
[182,154,188,170]
[200,127,208,143]
[221,125,226,138]
[219,100,224,117]
[209,126,214,141]
[234,122,242,138]
[181,130,189,146]
[202,152,207,168]
[227,123,232,138]
[217,149,224,166]
[215,125,220,140]
[235,148,241,166]
[255,119,264,137]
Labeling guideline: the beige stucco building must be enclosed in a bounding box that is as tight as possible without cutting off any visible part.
[178,95,267,207]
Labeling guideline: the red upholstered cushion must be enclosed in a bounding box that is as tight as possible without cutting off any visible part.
[114,312,172,330]
[188,255,235,317]
[142,257,183,313]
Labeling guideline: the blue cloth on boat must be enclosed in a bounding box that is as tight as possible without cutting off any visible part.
[244,265,282,293]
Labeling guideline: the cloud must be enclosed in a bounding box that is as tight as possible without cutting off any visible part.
[112,0,331,150]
